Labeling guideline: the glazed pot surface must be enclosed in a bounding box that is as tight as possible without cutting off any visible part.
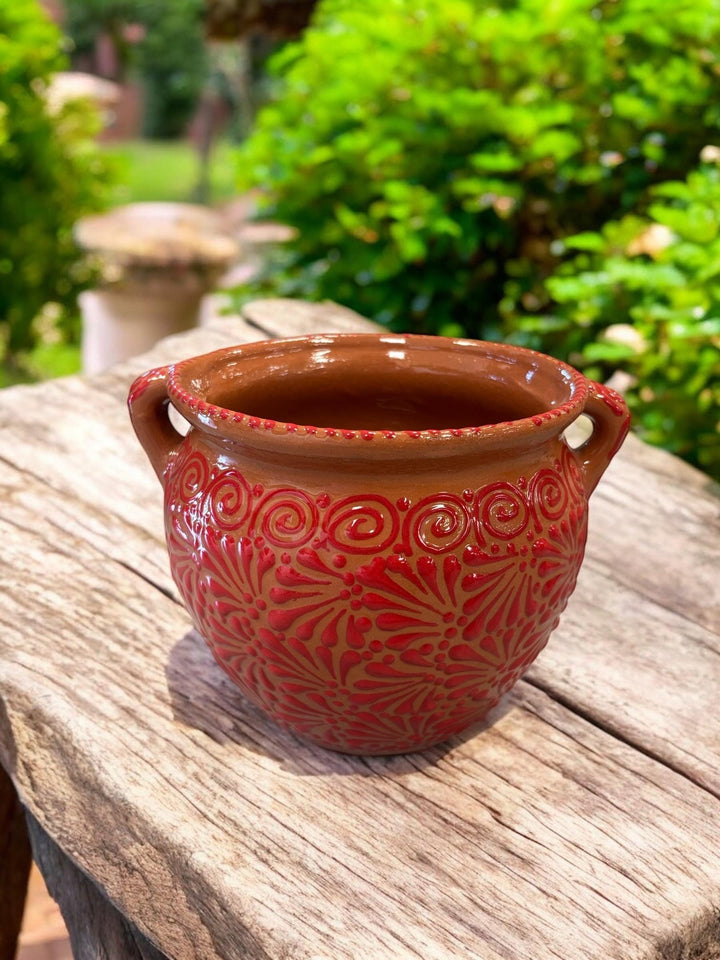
[129,334,630,754]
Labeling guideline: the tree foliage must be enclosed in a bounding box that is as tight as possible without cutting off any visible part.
[65,0,207,138]
[0,0,111,363]
[238,0,720,335]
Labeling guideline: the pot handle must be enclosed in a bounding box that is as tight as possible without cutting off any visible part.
[575,380,631,497]
[127,366,181,485]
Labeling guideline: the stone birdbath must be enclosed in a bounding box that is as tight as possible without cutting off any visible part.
[75,202,239,374]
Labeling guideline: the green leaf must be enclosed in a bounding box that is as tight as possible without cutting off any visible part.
[470,150,523,173]
[563,232,607,252]
[582,341,640,362]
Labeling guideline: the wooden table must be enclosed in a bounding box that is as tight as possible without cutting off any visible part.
[1,299,719,960]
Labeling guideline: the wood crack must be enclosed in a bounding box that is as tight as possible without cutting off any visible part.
[523,675,720,802]
[115,558,179,605]
[238,313,276,338]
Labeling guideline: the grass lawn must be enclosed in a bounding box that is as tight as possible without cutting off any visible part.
[102,138,240,206]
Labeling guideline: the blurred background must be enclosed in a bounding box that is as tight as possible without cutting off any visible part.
[4,4,720,951]
[1,0,719,483]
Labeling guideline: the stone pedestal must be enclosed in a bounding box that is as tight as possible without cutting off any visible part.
[75,202,238,374]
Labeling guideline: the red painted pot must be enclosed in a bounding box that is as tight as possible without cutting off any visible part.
[128,334,629,755]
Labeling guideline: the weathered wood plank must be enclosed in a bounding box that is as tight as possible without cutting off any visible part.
[26,813,169,960]
[0,765,32,960]
[0,426,718,957]
[585,436,719,633]
[0,299,718,958]
[0,302,717,793]
[529,553,720,796]
[0,501,718,959]
[240,297,383,337]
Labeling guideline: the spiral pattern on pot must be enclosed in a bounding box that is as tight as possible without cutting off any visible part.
[171,449,209,502]
[203,470,252,530]
[324,495,398,553]
[252,489,318,547]
[475,481,530,540]
[404,495,471,554]
[529,468,569,522]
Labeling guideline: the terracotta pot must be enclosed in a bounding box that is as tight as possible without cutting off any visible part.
[128,334,629,755]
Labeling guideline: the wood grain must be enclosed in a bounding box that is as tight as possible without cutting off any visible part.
[0,299,718,959]
[240,297,383,337]
[0,765,32,960]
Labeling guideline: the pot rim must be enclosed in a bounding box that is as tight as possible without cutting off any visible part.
[166,333,589,453]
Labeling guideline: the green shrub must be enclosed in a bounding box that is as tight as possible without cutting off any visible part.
[236,0,720,337]
[0,0,112,367]
[522,164,720,480]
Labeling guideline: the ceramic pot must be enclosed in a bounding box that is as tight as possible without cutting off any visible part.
[128,334,629,755]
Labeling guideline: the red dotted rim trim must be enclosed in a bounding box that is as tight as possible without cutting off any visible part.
[165,338,589,442]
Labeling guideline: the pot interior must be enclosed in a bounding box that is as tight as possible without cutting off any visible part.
[197,336,578,432]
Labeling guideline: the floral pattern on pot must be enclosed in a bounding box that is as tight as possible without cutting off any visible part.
[165,442,587,754]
